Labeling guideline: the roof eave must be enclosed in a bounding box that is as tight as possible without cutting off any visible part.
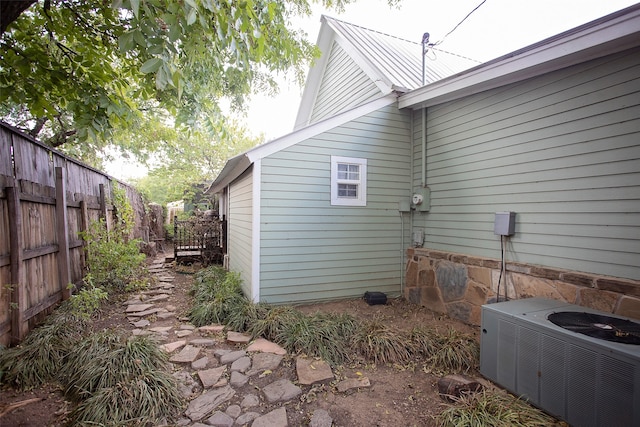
[206,154,252,195]
[399,4,640,110]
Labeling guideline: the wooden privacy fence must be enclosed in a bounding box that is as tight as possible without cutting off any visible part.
[0,122,148,347]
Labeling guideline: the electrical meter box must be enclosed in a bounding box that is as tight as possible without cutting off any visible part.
[494,211,516,236]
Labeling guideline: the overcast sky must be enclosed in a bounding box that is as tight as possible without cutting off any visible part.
[245,0,639,141]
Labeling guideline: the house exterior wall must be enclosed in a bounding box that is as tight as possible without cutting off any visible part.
[228,166,254,299]
[258,104,412,304]
[309,41,382,125]
[406,47,640,322]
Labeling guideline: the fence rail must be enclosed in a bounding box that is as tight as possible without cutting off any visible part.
[0,122,148,346]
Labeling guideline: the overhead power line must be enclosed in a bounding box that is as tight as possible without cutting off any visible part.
[433,0,487,47]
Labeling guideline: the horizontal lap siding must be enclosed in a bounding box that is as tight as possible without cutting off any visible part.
[260,105,411,304]
[310,42,381,124]
[228,167,253,298]
[414,48,640,280]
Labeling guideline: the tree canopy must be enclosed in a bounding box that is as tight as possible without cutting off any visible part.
[0,0,399,203]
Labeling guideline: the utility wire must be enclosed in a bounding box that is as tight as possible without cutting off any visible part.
[432,0,487,47]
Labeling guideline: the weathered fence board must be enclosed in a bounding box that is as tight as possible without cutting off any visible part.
[0,122,149,346]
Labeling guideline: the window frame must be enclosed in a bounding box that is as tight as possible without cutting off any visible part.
[330,156,367,206]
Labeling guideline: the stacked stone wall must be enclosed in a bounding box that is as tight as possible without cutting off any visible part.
[404,248,640,326]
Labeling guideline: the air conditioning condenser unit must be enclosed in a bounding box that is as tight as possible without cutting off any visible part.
[480,297,640,427]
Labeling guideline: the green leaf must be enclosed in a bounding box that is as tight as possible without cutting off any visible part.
[130,0,140,18]
[140,58,163,74]
[186,8,197,26]
[118,31,135,52]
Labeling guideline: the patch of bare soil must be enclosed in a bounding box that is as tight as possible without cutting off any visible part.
[0,259,484,427]
[292,298,481,427]
[0,384,69,427]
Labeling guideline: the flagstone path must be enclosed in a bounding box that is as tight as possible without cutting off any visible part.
[123,254,370,427]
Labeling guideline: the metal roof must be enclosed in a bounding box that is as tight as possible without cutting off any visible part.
[323,16,480,91]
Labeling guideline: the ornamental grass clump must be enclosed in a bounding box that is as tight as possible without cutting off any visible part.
[426,329,480,374]
[437,389,557,427]
[248,304,307,341]
[189,266,248,327]
[0,308,85,390]
[274,311,358,366]
[62,331,182,425]
[352,319,415,364]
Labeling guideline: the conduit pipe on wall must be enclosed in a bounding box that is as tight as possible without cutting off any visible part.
[421,107,426,188]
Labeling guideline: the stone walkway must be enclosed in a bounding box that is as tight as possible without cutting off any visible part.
[124,254,368,427]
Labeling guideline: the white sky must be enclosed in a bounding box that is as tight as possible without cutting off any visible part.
[107,0,638,180]
[245,0,639,140]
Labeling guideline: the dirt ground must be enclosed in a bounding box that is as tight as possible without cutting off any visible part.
[0,261,486,427]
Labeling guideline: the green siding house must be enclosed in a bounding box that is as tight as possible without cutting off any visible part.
[209,7,640,321]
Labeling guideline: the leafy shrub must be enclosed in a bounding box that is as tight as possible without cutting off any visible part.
[81,219,146,293]
[68,275,109,320]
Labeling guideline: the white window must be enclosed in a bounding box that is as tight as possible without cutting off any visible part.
[331,156,367,206]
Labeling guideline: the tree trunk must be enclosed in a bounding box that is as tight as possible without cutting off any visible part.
[0,0,37,35]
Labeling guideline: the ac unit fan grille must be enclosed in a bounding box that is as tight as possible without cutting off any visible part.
[548,312,640,345]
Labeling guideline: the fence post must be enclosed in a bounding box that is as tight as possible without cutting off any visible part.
[6,179,26,345]
[99,183,107,222]
[55,167,71,299]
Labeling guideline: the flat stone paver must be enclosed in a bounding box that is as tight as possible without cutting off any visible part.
[175,330,193,338]
[262,379,302,403]
[161,340,186,353]
[219,350,246,364]
[225,404,241,418]
[149,326,172,333]
[156,312,175,319]
[247,353,283,376]
[125,303,154,313]
[185,385,235,421]
[169,345,201,363]
[252,407,288,427]
[192,356,209,370]
[235,412,261,426]
[206,411,234,427]
[230,371,249,387]
[296,357,334,385]
[131,319,150,327]
[310,409,333,427]
[127,307,163,317]
[246,338,287,355]
[226,331,251,344]
[240,393,259,409]
[198,366,226,388]
[230,356,251,373]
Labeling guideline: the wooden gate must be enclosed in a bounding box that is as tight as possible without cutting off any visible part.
[173,213,222,266]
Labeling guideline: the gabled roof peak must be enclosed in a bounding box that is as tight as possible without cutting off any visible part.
[321,15,421,47]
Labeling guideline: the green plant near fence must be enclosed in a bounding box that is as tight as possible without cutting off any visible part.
[80,182,146,293]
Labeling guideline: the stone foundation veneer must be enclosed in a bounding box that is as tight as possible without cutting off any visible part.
[404,247,640,326]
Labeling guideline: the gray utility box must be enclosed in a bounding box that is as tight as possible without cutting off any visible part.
[480,298,640,427]
[494,211,516,236]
